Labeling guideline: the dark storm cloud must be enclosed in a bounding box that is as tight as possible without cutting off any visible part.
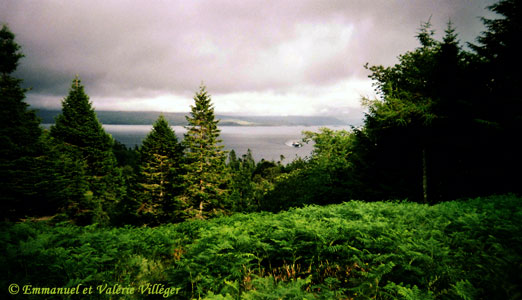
[0,0,496,113]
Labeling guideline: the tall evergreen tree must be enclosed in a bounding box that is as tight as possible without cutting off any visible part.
[182,85,230,219]
[0,25,46,220]
[1,26,90,221]
[469,0,522,194]
[362,21,439,202]
[428,22,482,200]
[50,77,124,224]
[135,115,185,224]
[471,0,522,97]
[361,21,476,202]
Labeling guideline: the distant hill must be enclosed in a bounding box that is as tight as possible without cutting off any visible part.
[35,109,348,126]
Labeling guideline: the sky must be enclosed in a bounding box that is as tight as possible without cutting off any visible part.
[1,0,497,118]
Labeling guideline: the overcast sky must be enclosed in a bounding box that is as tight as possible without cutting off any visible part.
[1,0,496,117]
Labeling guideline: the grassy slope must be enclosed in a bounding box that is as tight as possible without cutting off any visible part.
[1,195,521,299]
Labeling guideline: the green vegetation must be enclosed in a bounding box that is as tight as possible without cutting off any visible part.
[50,77,125,225]
[2,195,521,299]
[181,85,231,219]
[0,25,49,220]
[134,115,185,224]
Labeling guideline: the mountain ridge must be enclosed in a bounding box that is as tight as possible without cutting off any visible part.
[35,109,351,126]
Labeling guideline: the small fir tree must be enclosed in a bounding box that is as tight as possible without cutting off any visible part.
[182,85,230,218]
[136,115,185,224]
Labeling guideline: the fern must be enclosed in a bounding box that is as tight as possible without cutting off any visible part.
[1,195,521,299]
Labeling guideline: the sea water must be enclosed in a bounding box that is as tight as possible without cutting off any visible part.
[43,124,349,163]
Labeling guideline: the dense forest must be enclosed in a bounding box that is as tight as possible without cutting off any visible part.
[1,0,522,299]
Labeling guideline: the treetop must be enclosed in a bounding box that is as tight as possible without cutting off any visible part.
[0,24,24,75]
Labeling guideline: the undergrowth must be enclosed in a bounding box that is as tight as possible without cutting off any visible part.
[1,195,521,299]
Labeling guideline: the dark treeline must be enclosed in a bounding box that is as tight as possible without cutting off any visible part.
[1,0,521,225]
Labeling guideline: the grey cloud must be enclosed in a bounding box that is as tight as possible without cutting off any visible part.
[1,0,496,106]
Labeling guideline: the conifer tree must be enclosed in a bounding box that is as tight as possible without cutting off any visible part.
[363,21,439,202]
[469,0,522,194]
[0,25,46,220]
[228,149,257,212]
[182,85,230,218]
[136,115,184,224]
[1,26,90,221]
[50,77,124,224]
[0,24,41,161]
[361,21,476,202]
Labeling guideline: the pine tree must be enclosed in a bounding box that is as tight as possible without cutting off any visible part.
[136,115,184,224]
[50,77,124,224]
[182,85,230,219]
[0,25,46,220]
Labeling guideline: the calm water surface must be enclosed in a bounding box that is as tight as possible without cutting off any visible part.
[44,124,349,162]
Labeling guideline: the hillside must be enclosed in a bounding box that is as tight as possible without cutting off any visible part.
[2,195,521,299]
[35,109,348,126]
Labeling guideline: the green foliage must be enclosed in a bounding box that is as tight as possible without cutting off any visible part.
[2,195,521,299]
[359,19,501,203]
[0,25,62,221]
[228,148,314,213]
[50,77,124,224]
[261,128,356,211]
[113,140,139,170]
[228,149,258,212]
[3,6,522,299]
[0,24,24,75]
[182,85,230,219]
[50,77,116,177]
[37,132,91,218]
[135,115,185,224]
[467,0,522,195]
[362,21,446,203]
[355,4,522,202]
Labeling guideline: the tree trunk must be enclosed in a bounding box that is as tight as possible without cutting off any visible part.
[198,201,204,219]
[422,147,428,203]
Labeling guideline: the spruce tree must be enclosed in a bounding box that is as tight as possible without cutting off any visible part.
[182,85,230,219]
[50,77,124,224]
[136,115,184,224]
[0,25,46,220]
